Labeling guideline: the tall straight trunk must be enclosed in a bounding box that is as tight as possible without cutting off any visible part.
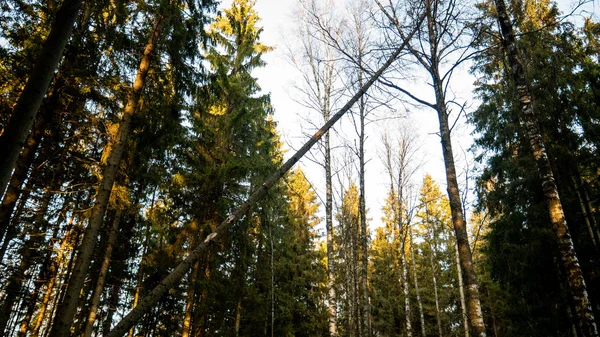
[455,240,470,337]
[410,228,426,337]
[103,37,417,337]
[436,97,486,336]
[325,130,338,337]
[344,219,355,337]
[412,1,488,335]
[352,221,361,337]
[48,16,162,337]
[572,176,600,251]
[401,232,412,337]
[0,0,82,197]
[270,225,275,337]
[494,0,598,335]
[581,185,600,245]
[357,65,370,337]
[83,210,122,337]
[426,208,443,337]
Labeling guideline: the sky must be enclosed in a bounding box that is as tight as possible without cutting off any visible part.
[219,0,598,233]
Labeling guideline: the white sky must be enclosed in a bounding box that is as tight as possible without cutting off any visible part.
[219,0,598,234]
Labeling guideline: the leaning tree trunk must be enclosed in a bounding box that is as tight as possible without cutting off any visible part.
[48,16,162,337]
[0,0,82,197]
[103,33,418,337]
[494,0,598,335]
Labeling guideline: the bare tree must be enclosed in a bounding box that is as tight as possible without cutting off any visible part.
[373,0,487,335]
[289,1,345,334]
[380,121,421,337]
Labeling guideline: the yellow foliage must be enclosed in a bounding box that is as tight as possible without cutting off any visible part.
[172,173,185,186]
[109,183,131,208]
[209,104,227,116]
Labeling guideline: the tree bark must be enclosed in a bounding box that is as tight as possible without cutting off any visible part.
[425,204,444,337]
[357,73,371,337]
[572,176,600,251]
[401,230,413,337]
[454,240,470,337]
[48,16,162,337]
[494,0,598,335]
[0,0,82,197]
[325,129,338,337]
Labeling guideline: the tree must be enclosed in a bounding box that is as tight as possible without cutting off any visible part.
[290,1,344,333]
[374,0,487,334]
[471,0,599,334]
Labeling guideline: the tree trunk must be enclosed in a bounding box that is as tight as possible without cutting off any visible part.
[410,227,426,337]
[48,16,162,337]
[455,239,470,337]
[494,0,598,335]
[0,0,82,197]
[325,130,338,337]
[572,176,600,251]
[82,210,122,337]
[401,231,413,337]
[357,60,370,337]
[426,207,443,337]
[417,1,488,335]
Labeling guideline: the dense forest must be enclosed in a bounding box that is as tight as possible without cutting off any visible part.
[0,0,599,336]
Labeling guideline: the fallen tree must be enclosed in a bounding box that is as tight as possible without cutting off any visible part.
[105,14,424,337]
